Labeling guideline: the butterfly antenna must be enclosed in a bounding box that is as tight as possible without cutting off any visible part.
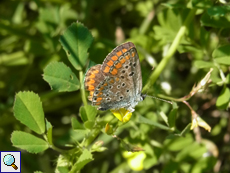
[143,94,173,104]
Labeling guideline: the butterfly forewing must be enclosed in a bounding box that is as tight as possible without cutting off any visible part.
[84,42,142,112]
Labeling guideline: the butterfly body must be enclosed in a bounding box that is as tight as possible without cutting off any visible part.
[84,42,143,112]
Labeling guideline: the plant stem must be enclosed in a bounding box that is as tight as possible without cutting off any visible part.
[142,9,197,93]
[79,70,88,106]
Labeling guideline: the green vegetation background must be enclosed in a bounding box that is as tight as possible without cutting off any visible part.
[0,0,230,172]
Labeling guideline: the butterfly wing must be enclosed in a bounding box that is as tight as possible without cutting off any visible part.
[92,42,143,112]
[84,64,105,102]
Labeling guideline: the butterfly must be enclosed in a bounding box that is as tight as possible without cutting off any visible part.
[84,42,145,112]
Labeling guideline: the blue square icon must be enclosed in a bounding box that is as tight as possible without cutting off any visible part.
[0,151,21,173]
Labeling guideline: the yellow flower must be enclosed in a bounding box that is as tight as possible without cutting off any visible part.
[111,108,132,123]
[122,151,146,171]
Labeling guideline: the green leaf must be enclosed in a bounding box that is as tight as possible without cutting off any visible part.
[80,106,88,122]
[14,91,45,134]
[138,115,171,131]
[194,60,215,69]
[11,131,49,153]
[215,57,230,65]
[70,149,93,172]
[201,12,230,28]
[164,134,193,151]
[71,117,85,130]
[192,0,213,9]
[212,45,230,59]
[46,119,53,145]
[175,142,207,161]
[80,105,97,122]
[43,61,80,92]
[85,105,97,120]
[84,121,95,129]
[216,86,230,109]
[59,22,93,70]
[168,103,178,128]
[191,157,217,173]
[34,171,43,173]
[207,6,230,17]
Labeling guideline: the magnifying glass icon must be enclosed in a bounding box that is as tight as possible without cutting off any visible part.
[3,154,18,170]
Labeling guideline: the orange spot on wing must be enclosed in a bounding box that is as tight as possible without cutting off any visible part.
[95,102,101,105]
[132,52,135,57]
[89,73,95,78]
[110,68,118,75]
[96,98,103,102]
[94,70,99,74]
[99,87,104,91]
[112,56,118,61]
[120,58,126,64]
[122,49,127,53]
[110,79,114,83]
[115,63,122,68]
[125,54,130,60]
[103,83,108,86]
[98,92,103,96]
[87,79,95,84]
[107,60,114,66]
[115,77,120,81]
[88,85,95,91]
[116,51,122,56]
[103,66,110,73]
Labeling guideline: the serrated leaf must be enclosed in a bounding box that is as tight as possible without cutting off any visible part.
[59,22,93,70]
[11,131,49,153]
[194,60,215,69]
[212,45,230,59]
[43,61,80,92]
[70,149,93,172]
[71,117,85,130]
[138,115,171,131]
[216,86,230,109]
[14,91,45,134]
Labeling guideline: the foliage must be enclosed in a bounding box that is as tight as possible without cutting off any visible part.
[0,0,230,172]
